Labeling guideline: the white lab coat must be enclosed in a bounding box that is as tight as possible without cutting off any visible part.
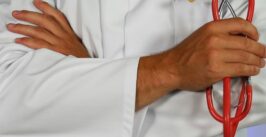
[0,0,265,137]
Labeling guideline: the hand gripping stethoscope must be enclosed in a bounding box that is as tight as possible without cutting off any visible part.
[206,0,255,137]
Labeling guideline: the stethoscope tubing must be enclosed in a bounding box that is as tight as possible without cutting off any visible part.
[206,0,255,137]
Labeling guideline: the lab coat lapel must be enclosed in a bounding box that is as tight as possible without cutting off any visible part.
[100,0,129,58]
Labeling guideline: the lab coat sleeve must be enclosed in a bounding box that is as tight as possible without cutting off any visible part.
[0,1,137,137]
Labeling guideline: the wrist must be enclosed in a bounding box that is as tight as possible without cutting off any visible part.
[155,50,182,91]
[136,52,180,110]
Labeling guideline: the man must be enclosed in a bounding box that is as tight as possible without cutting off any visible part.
[0,0,265,137]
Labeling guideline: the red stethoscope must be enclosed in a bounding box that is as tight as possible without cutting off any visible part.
[206,0,255,137]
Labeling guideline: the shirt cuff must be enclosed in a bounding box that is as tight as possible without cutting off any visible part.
[122,57,140,137]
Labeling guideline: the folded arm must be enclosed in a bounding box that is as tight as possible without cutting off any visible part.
[0,1,139,136]
[1,0,266,137]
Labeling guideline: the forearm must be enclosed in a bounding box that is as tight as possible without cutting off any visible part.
[0,44,139,136]
[136,52,178,110]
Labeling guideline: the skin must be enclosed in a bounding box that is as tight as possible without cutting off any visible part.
[7,0,89,58]
[7,0,266,111]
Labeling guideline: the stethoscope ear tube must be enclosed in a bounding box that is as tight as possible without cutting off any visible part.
[206,0,255,137]
[247,0,255,22]
[212,0,220,21]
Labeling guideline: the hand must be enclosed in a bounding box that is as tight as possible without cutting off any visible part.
[136,18,266,109]
[156,18,266,91]
[7,0,89,58]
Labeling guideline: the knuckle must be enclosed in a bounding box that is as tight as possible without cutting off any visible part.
[206,63,221,78]
[56,39,65,46]
[19,10,33,19]
[206,51,220,73]
[254,57,261,67]
[251,66,260,75]
[255,69,261,75]
[11,24,20,29]
[238,66,247,75]
[207,63,219,72]
[233,64,243,75]
[259,45,266,57]
[235,18,247,28]
[243,38,251,49]
[205,34,220,48]
[20,10,29,15]
[204,21,217,32]
[38,2,51,10]
[205,71,215,80]
[43,14,58,26]
[15,24,27,32]
[56,10,66,19]
[19,37,30,43]
[41,1,50,6]
[208,49,219,60]
[235,17,245,23]
[236,18,259,39]
[252,26,259,39]
[41,2,66,20]
[240,52,251,62]
[249,56,261,67]
[43,14,54,21]
[34,27,45,34]
[245,66,260,75]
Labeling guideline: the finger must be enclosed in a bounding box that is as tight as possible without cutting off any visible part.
[15,37,53,50]
[16,37,68,56]
[224,63,260,77]
[220,35,266,58]
[7,23,58,45]
[12,10,65,37]
[33,0,73,34]
[208,18,259,41]
[220,49,265,68]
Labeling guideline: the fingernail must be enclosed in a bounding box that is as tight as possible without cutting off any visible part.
[12,10,20,16]
[6,23,15,29]
[261,59,266,67]
[255,67,260,73]
[264,47,266,57]
[15,38,22,43]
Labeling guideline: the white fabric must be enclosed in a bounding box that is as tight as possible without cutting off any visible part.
[0,0,265,137]
[0,0,138,137]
